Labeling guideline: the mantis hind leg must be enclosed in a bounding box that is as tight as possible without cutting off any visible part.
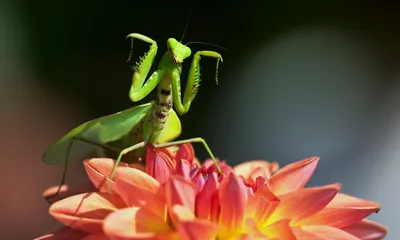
[45,137,120,203]
[154,137,223,173]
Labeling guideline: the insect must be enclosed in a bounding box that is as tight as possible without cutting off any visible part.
[42,33,224,198]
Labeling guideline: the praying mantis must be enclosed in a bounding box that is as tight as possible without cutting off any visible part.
[42,33,223,198]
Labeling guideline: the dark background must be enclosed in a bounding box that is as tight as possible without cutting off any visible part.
[1,1,399,239]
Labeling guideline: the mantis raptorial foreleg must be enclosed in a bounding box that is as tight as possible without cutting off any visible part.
[126,33,162,102]
[172,51,223,115]
[154,137,222,173]
[47,137,121,202]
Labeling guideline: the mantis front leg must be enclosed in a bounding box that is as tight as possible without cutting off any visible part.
[126,33,162,102]
[172,51,223,115]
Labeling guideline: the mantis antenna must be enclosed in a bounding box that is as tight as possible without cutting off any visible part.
[186,41,228,51]
[180,4,194,42]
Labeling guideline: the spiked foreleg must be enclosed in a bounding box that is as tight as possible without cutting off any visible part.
[172,51,223,115]
[126,33,162,102]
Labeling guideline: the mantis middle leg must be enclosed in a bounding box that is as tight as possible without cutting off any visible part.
[154,137,223,173]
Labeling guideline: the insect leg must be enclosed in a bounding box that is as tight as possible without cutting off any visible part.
[126,33,162,102]
[172,51,223,115]
[154,137,222,173]
[46,137,120,203]
[109,141,147,181]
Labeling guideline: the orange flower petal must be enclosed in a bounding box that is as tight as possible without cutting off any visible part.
[170,205,195,222]
[34,227,88,240]
[196,172,219,220]
[166,176,196,214]
[114,167,162,205]
[242,219,269,239]
[177,219,221,240]
[103,207,172,239]
[292,225,360,240]
[296,193,381,228]
[49,192,126,233]
[245,184,280,223]
[267,184,340,224]
[83,158,122,192]
[42,183,97,204]
[171,205,220,240]
[341,219,387,240]
[113,167,166,220]
[235,235,269,240]
[234,160,279,180]
[219,173,247,231]
[82,233,110,240]
[127,163,146,172]
[263,219,296,240]
[270,157,319,196]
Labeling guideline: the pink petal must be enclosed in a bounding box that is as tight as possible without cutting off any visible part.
[234,160,279,181]
[341,219,387,240]
[267,184,340,224]
[175,143,195,164]
[218,173,247,231]
[270,157,319,196]
[146,146,175,184]
[49,192,126,233]
[292,225,360,240]
[203,159,233,175]
[263,219,297,240]
[34,227,88,240]
[217,161,235,176]
[103,207,173,239]
[165,176,196,214]
[113,167,166,220]
[83,158,122,193]
[42,183,97,204]
[174,159,192,181]
[196,172,220,221]
[192,157,202,166]
[296,193,381,228]
[190,165,206,193]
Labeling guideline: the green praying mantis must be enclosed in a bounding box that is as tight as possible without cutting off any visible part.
[42,33,224,198]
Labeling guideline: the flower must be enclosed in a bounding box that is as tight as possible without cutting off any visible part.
[37,144,387,239]
[206,156,387,239]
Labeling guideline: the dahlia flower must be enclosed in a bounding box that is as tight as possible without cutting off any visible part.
[36,144,387,240]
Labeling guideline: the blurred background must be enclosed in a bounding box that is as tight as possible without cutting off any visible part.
[1,0,399,239]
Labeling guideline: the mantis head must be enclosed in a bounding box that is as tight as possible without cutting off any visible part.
[167,38,191,64]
